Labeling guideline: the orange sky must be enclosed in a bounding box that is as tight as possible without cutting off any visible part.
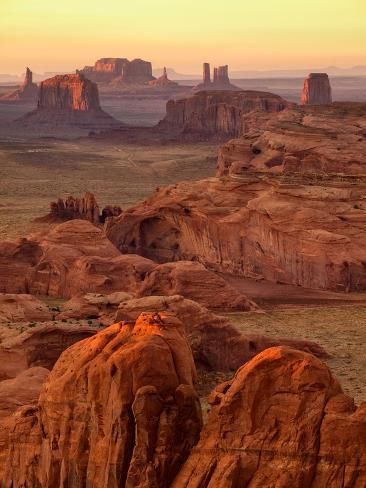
[1,0,366,74]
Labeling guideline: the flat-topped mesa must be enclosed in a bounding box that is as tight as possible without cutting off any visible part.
[17,73,120,130]
[0,67,38,102]
[301,72,332,105]
[38,73,101,111]
[79,57,155,84]
[194,62,240,91]
[159,90,288,137]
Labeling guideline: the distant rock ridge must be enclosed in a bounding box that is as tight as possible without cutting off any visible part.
[16,73,120,131]
[193,62,240,91]
[301,72,332,105]
[79,57,155,84]
[36,191,122,225]
[0,67,38,102]
[159,90,288,136]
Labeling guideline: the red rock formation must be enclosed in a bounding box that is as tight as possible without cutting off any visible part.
[139,261,257,311]
[301,72,332,105]
[203,62,211,84]
[37,191,122,225]
[114,295,327,371]
[0,294,51,323]
[172,346,366,488]
[79,57,155,84]
[0,67,38,102]
[0,220,147,297]
[160,90,288,136]
[0,323,96,380]
[18,73,119,130]
[3,313,202,487]
[109,104,366,292]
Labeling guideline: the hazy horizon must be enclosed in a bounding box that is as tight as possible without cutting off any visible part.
[1,0,366,75]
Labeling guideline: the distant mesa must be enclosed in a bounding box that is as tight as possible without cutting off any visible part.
[193,62,240,91]
[17,73,120,131]
[148,67,179,88]
[301,72,332,105]
[78,57,155,85]
[0,67,38,102]
[160,89,288,137]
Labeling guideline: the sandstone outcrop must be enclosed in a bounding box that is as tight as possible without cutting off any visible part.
[79,57,155,84]
[18,73,119,130]
[0,67,38,102]
[172,346,366,487]
[301,72,332,105]
[114,294,327,370]
[139,261,257,311]
[194,63,240,91]
[0,323,96,380]
[37,191,122,225]
[0,294,51,323]
[160,90,288,136]
[0,220,144,297]
[3,312,202,487]
[108,103,366,291]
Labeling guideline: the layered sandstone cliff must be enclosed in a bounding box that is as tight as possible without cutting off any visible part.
[159,90,288,136]
[301,72,332,105]
[109,103,366,292]
[18,73,119,130]
[173,346,366,487]
[3,313,202,487]
[79,57,155,84]
[0,67,38,102]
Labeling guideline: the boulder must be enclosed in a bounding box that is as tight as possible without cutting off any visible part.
[172,346,366,488]
[3,313,202,487]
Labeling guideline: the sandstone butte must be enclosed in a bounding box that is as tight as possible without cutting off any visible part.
[17,73,120,130]
[173,346,366,487]
[0,67,38,102]
[193,63,240,92]
[301,72,332,105]
[2,312,203,487]
[36,191,122,225]
[79,57,155,84]
[159,90,288,137]
[107,102,366,292]
[148,67,179,88]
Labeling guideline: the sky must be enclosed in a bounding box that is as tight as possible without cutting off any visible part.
[1,0,366,75]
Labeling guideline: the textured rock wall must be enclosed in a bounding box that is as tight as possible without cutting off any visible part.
[301,73,332,105]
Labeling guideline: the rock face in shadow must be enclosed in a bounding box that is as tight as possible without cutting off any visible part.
[0,67,38,102]
[3,312,202,488]
[172,346,366,488]
[160,90,287,136]
[301,73,332,105]
[108,104,366,292]
[17,73,120,130]
[79,57,155,84]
